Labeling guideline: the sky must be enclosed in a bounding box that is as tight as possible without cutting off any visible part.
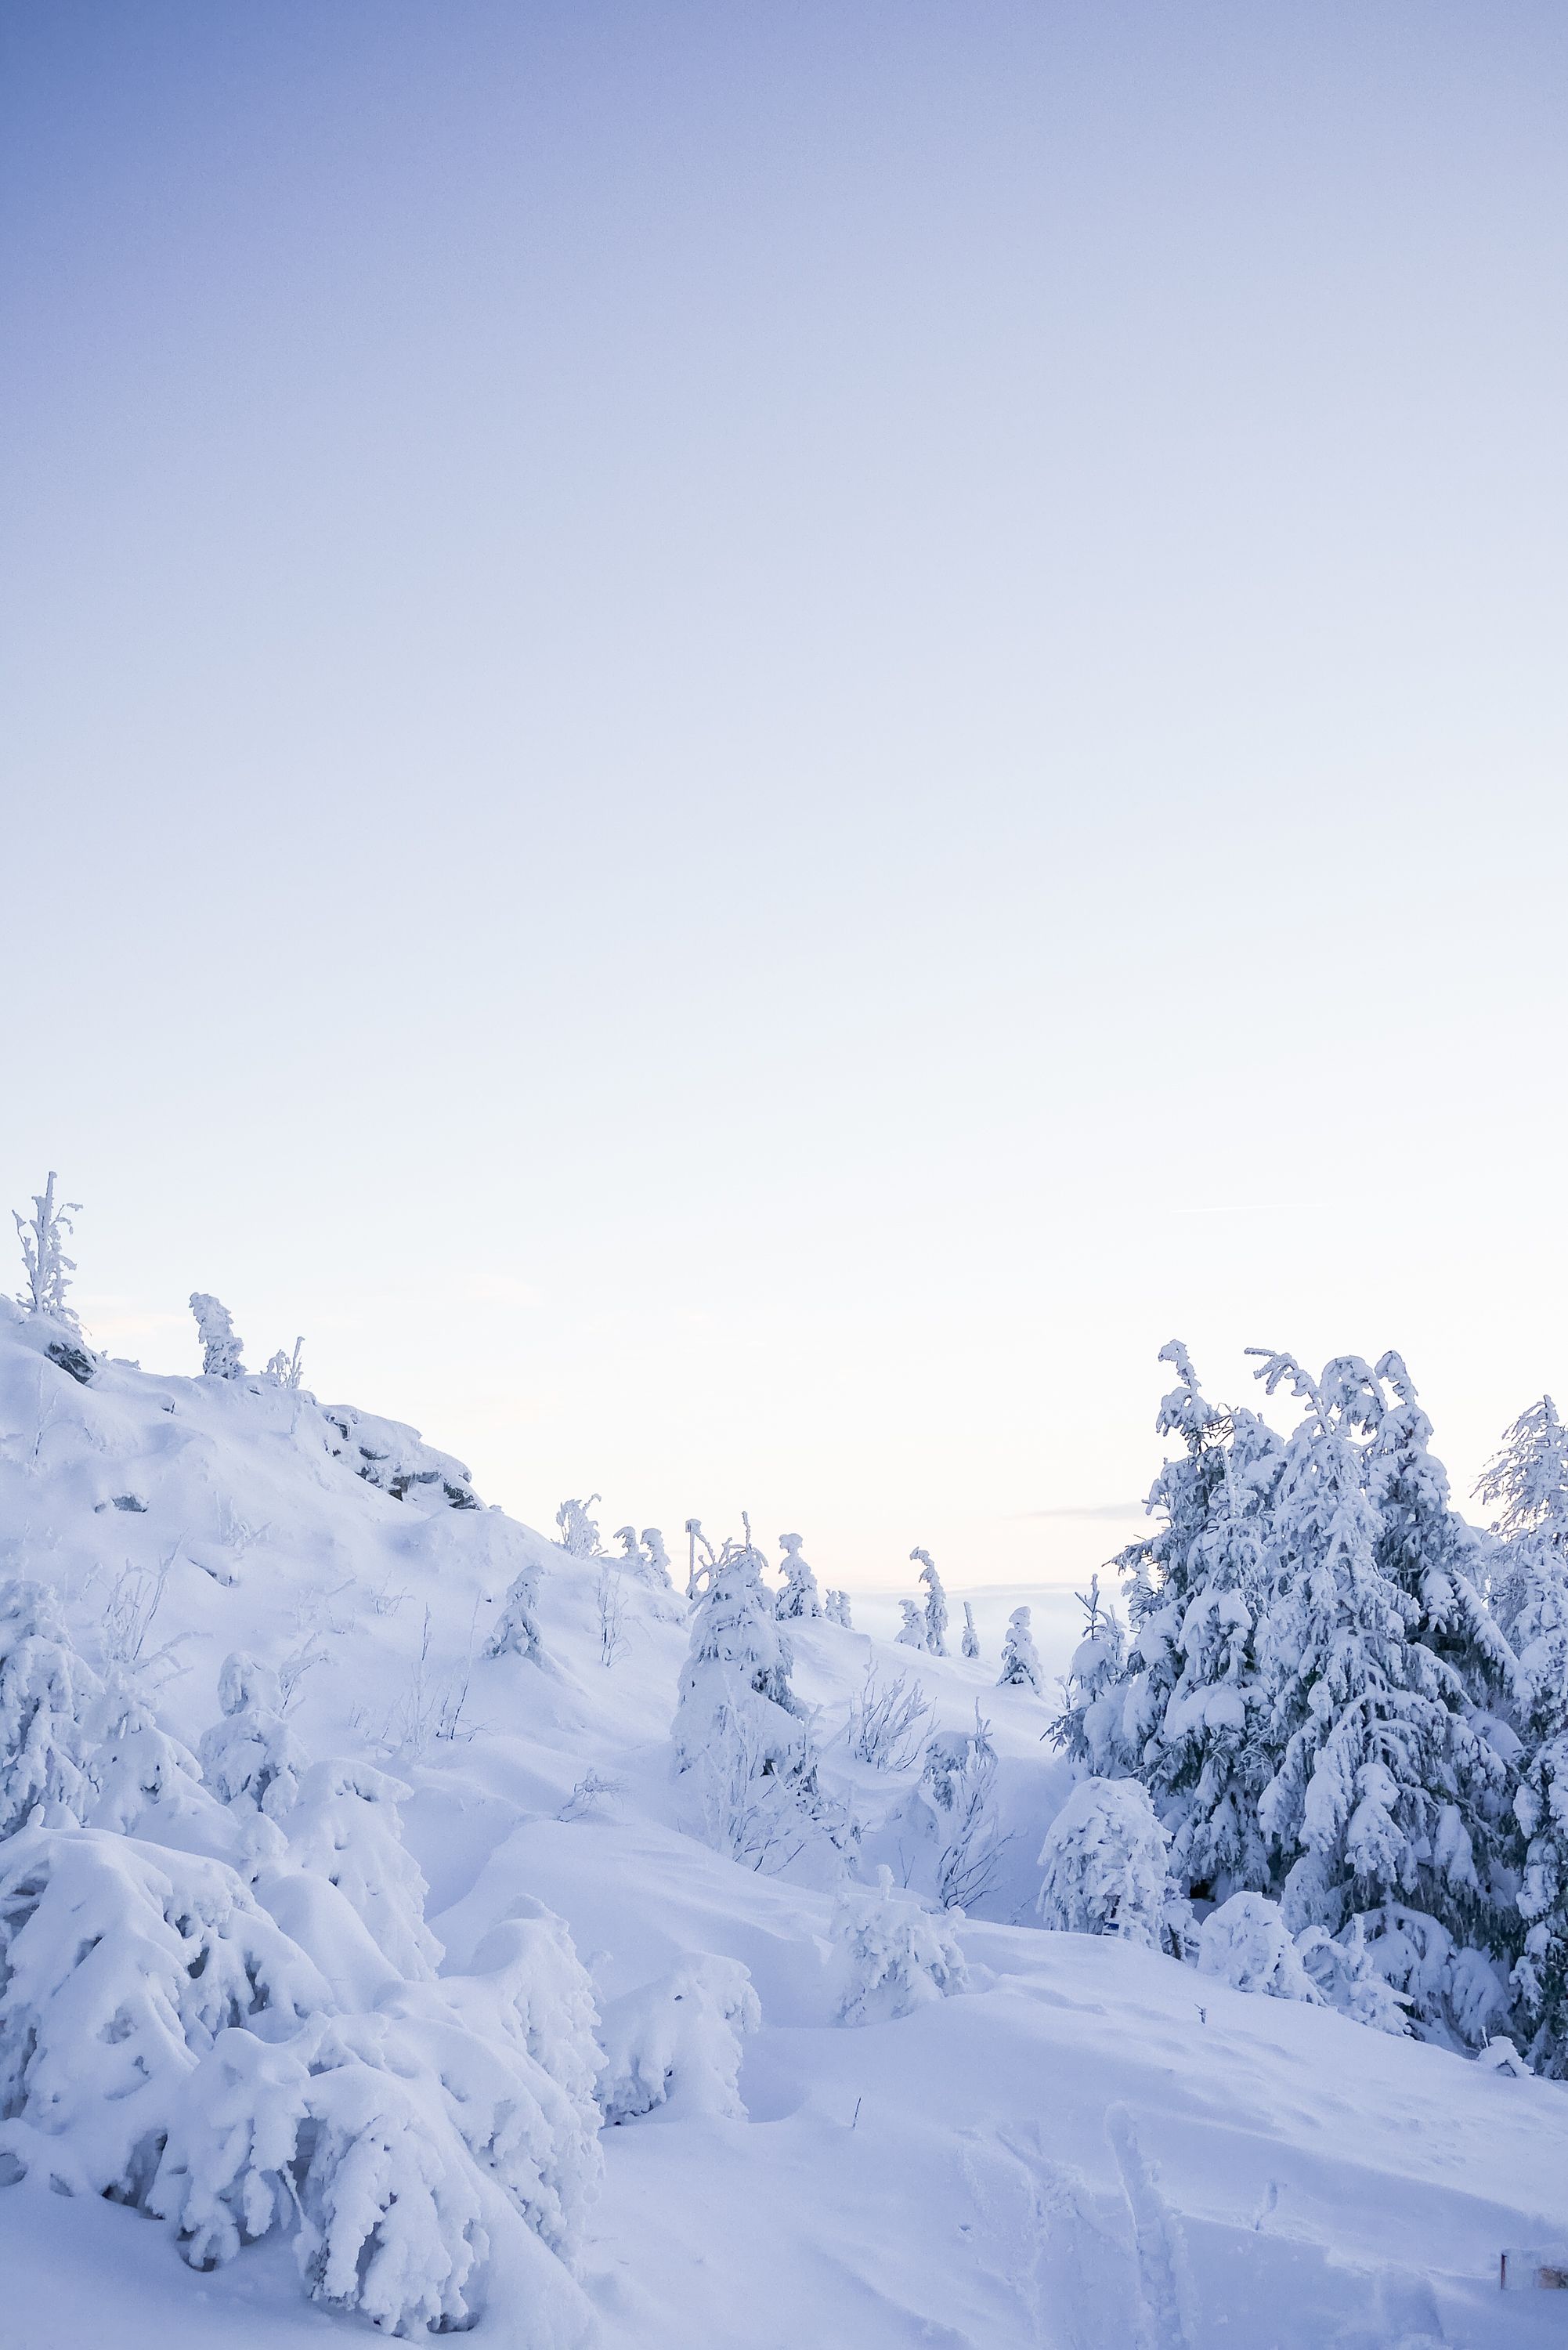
[3,2,1566,1595]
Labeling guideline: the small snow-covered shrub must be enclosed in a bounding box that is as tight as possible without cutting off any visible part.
[0,1577,102,1834]
[961,1601,980,1660]
[895,1599,925,1647]
[486,1557,544,1664]
[674,1534,818,1867]
[555,1495,602,1556]
[831,1865,969,2024]
[198,1651,304,1820]
[148,2025,312,2269]
[825,1589,853,1629]
[905,1706,1012,1911]
[279,1757,442,1979]
[190,1292,245,1378]
[87,1685,243,1860]
[1297,1917,1412,2036]
[998,1605,1044,1692]
[598,1954,761,2124]
[1036,1777,1185,1951]
[846,1661,931,1770]
[1198,1893,1321,2002]
[911,1549,948,1655]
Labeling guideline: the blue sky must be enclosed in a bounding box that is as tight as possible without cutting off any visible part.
[4,3,1566,1589]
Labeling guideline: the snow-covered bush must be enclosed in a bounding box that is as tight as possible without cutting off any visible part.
[277,1757,442,1979]
[776,1531,821,1620]
[640,1526,673,1587]
[147,2024,313,2269]
[1198,1892,1320,2002]
[13,1172,81,1325]
[598,1953,761,2124]
[998,1605,1044,1692]
[911,1549,948,1654]
[831,1865,969,2023]
[1297,1917,1412,2035]
[1051,1574,1129,1777]
[0,1576,102,1833]
[961,1600,980,1661]
[895,1598,925,1647]
[673,1531,815,1866]
[845,1660,931,1770]
[197,1651,304,1820]
[825,1588,854,1629]
[0,1824,327,2202]
[914,1705,1012,1911]
[190,1292,245,1379]
[265,1336,305,1388]
[88,1683,244,1860]
[1036,1777,1185,1952]
[555,1495,602,1556]
[485,1556,544,1665]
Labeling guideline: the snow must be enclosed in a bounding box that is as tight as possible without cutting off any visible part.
[2,1296,1566,2345]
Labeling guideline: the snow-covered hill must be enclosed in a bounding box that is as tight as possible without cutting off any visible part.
[2,1298,1565,2350]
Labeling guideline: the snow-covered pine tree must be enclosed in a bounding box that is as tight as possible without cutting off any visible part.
[824,1589,853,1629]
[13,1172,81,1326]
[775,1533,822,1621]
[197,1653,304,1821]
[1051,1574,1130,1777]
[1479,1399,1568,2073]
[997,1605,1043,1692]
[830,1866,968,2023]
[1249,1350,1511,2041]
[278,1757,443,1980]
[961,1600,979,1661]
[1035,1776,1186,1952]
[485,1557,544,1664]
[0,1577,103,1833]
[672,1523,816,1864]
[640,1527,674,1588]
[598,1954,761,2124]
[895,1599,925,1647]
[1198,1892,1320,2003]
[912,1549,948,1655]
[190,1293,245,1379]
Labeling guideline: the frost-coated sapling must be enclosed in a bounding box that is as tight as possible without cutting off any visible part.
[88,1682,240,1857]
[0,1577,102,1833]
[998,1605,1044,1692]
[556,1494,602,1556]
[13,1171,81,1327]
[277,1755,443,1979]
[197,1651,304,1820]
[1052,1574,1129,1779]
[905,1705,1012,1911]
[1198,1893,1321,2003]
[485,1554,545,1665]
[673,1528,818,1866]
[264,1337,305,1389]
[961,1600,980,1660]
[776,1531,822,1620]
[831,1865,969,2023]
[825,1587,854,1629]
[1036,1776,1186,1952]
[896,1598,925,1648]
[912,1548,948,1655]
[1296,1915,1412,2035]
[846,1661,932,1770]
[190,1292,245,1379]
[598,1953,761,2124]
[615,1524,674,1591]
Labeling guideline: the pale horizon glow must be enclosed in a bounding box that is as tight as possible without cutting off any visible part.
[4,3,1566,1591]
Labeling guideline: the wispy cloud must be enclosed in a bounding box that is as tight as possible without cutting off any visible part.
[1013,1500,1147,1522]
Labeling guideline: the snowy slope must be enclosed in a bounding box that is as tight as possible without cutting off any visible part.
[2,1300,1565,2350]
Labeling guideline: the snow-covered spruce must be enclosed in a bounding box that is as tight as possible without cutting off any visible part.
[961,1600,980,1661]
[0,1576,102,1833]
[197,1650,304,1819]
[910,1548,948,1655]
[555,1495,602,1556]
[830,1865,969,2023]
[672,1524,820,1866]
[190,1292,245,1379]
[598,1954,761,2124]
[898,1705,1010,1911]
[895,1598,925,1648]
[13,1172,81,1327]
[276,1755,443,1979]
[997,1604,1043,1692]
[824,1587,854,1629]
[486,1554,545,1664]
[775,1531,822,1620]
[1036,1776,1188,1953]
[1051,1573,1129,1780]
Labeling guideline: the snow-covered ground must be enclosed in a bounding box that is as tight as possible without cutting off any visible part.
[2,1299,1564,2348]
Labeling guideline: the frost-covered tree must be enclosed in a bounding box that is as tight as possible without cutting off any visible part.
[846,1663,931,1770]
[912,1549,948,1655]
[901,1705,1010,1911]
[1296,1915,1411,2035]
[88,1682,238,1856]
[264,1337,305,1389]
[485,1557,544,1665]
[555,1495,602,1556]
[598,1954,761,2124]
[190,1292,245,1379]
[278,1758,443,1980]
[1051,1574,1129,1778]
[961,1600,980,1661]
[614,1524,672,1591]
[197,1653,304,1821]
[0,1577,103,1834]
[775,1532,822,1621]
[825,1588,854,1629]
[997,1605,1043,1693]
[13,1171,81,1325]
[640,1527,673,1588]
[685,1517,716,1599]
[830,1866,969,2023]
[672,1525,817,1863]
[1511,1734,1568,2073]
[895,1599,925,1648]
[1198,1892,1320,2003]
[1249,1351,1510,2037]
[1036,1777,1187,1952]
